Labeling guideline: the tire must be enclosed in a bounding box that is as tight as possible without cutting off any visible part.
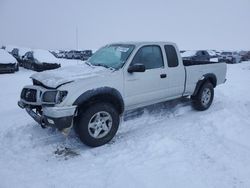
[192,81,214,111]
[74,103,120,147]
[15,64,19,72]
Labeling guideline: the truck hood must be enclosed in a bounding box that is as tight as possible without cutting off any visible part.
[31,64,111,88]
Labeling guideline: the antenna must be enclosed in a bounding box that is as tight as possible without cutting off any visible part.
[76,26,79,64]
[76,26,78,50]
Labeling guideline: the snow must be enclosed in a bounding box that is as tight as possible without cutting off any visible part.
[0,49,17,64]
[1,62,250,188]
[18,47,32,57]
[31,63,109,88]
[207,50,216,56]
[180,50,197,57]
[33,49,59,63]
[210,57,218,62]
[4,45,18,53]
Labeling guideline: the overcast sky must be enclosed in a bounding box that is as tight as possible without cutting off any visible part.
[0,0,249,51]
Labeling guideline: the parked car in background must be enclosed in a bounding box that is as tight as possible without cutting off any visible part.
[65,50,93,60]
[0,49,19,73]
[10,48,23,64]
[22,49,61,72]
[181,50,210,61]
[65,50,81,59]
[215,51,222,58]
[56,51,64,58]
[18,48,32,66]
[81,50,92,60]
[218,52,241,64]
[207,50,218,58]
[10,48,19,59]
[1,45,6,49]
[7,47,31,67]
[240,51,250,61]
[243,51,250,61]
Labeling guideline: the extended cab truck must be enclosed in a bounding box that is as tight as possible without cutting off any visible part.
[18,42,227,147]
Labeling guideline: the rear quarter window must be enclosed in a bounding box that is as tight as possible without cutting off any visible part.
[164,45,179,67]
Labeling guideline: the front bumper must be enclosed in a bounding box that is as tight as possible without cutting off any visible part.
[18,100,76,131]
[218,57,233,63]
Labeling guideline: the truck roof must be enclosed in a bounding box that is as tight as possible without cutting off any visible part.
[109,41,177,47]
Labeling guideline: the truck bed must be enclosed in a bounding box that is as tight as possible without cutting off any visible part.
[183,60,227,96]
[183,60,221,66]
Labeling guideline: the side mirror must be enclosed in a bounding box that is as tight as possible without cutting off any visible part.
[128,64,146,73]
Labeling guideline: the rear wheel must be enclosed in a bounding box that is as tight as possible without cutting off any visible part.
[74,103,120,147]
[192,81,214,111]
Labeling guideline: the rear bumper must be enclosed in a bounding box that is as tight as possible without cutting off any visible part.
[34,63,61,72]
[18,101,76,130]
[0,64,16,73]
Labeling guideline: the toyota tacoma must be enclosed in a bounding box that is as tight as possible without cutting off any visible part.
[18,42,227,147]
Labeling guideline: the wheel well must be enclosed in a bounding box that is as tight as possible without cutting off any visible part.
[206,76,216,88]
[77,93,124,115]
[192,74,217,97]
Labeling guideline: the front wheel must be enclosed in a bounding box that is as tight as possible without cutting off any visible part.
[74,103,120,147]
[192,81,214,111]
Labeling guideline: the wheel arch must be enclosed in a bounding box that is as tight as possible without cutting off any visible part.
[73,87,124,115]
[192,73,217,97]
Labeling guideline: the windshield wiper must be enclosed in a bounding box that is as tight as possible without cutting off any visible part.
[94,63,115,70]
[85,61,92,67]
[96,63,109,68]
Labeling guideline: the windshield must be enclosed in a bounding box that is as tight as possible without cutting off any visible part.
[88,44,135,69]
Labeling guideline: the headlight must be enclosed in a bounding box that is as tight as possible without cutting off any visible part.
[55,90,68,103]
[42,90,68,104]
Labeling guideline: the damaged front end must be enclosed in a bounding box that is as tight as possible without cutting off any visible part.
[18,85,76,134]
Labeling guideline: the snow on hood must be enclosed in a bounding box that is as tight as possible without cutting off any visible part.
[33,49,59,63]
[31,63,110,88]
[0,49,17,64]
[181,50,197,57]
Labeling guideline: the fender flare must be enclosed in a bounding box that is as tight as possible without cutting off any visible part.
[73,87,124,114]
[192,73,217,97]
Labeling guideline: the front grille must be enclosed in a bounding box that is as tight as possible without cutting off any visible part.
[21,88,37,102]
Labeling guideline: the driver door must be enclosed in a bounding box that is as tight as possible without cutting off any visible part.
[124,45,168,109]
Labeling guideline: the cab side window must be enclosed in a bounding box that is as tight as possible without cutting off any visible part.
[201,51,208,56]
[164,45,179,67]
[197,51,202,56]
[131,45,164,69]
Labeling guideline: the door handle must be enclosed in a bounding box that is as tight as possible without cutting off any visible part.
[160,74,167,78]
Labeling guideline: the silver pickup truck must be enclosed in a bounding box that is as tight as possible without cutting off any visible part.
[18,42,227,147]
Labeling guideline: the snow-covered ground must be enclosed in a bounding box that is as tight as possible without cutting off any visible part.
[1,62,250,188]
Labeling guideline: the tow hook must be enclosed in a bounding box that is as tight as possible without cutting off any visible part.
[25,108,47,128]
[40,117,47,129]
